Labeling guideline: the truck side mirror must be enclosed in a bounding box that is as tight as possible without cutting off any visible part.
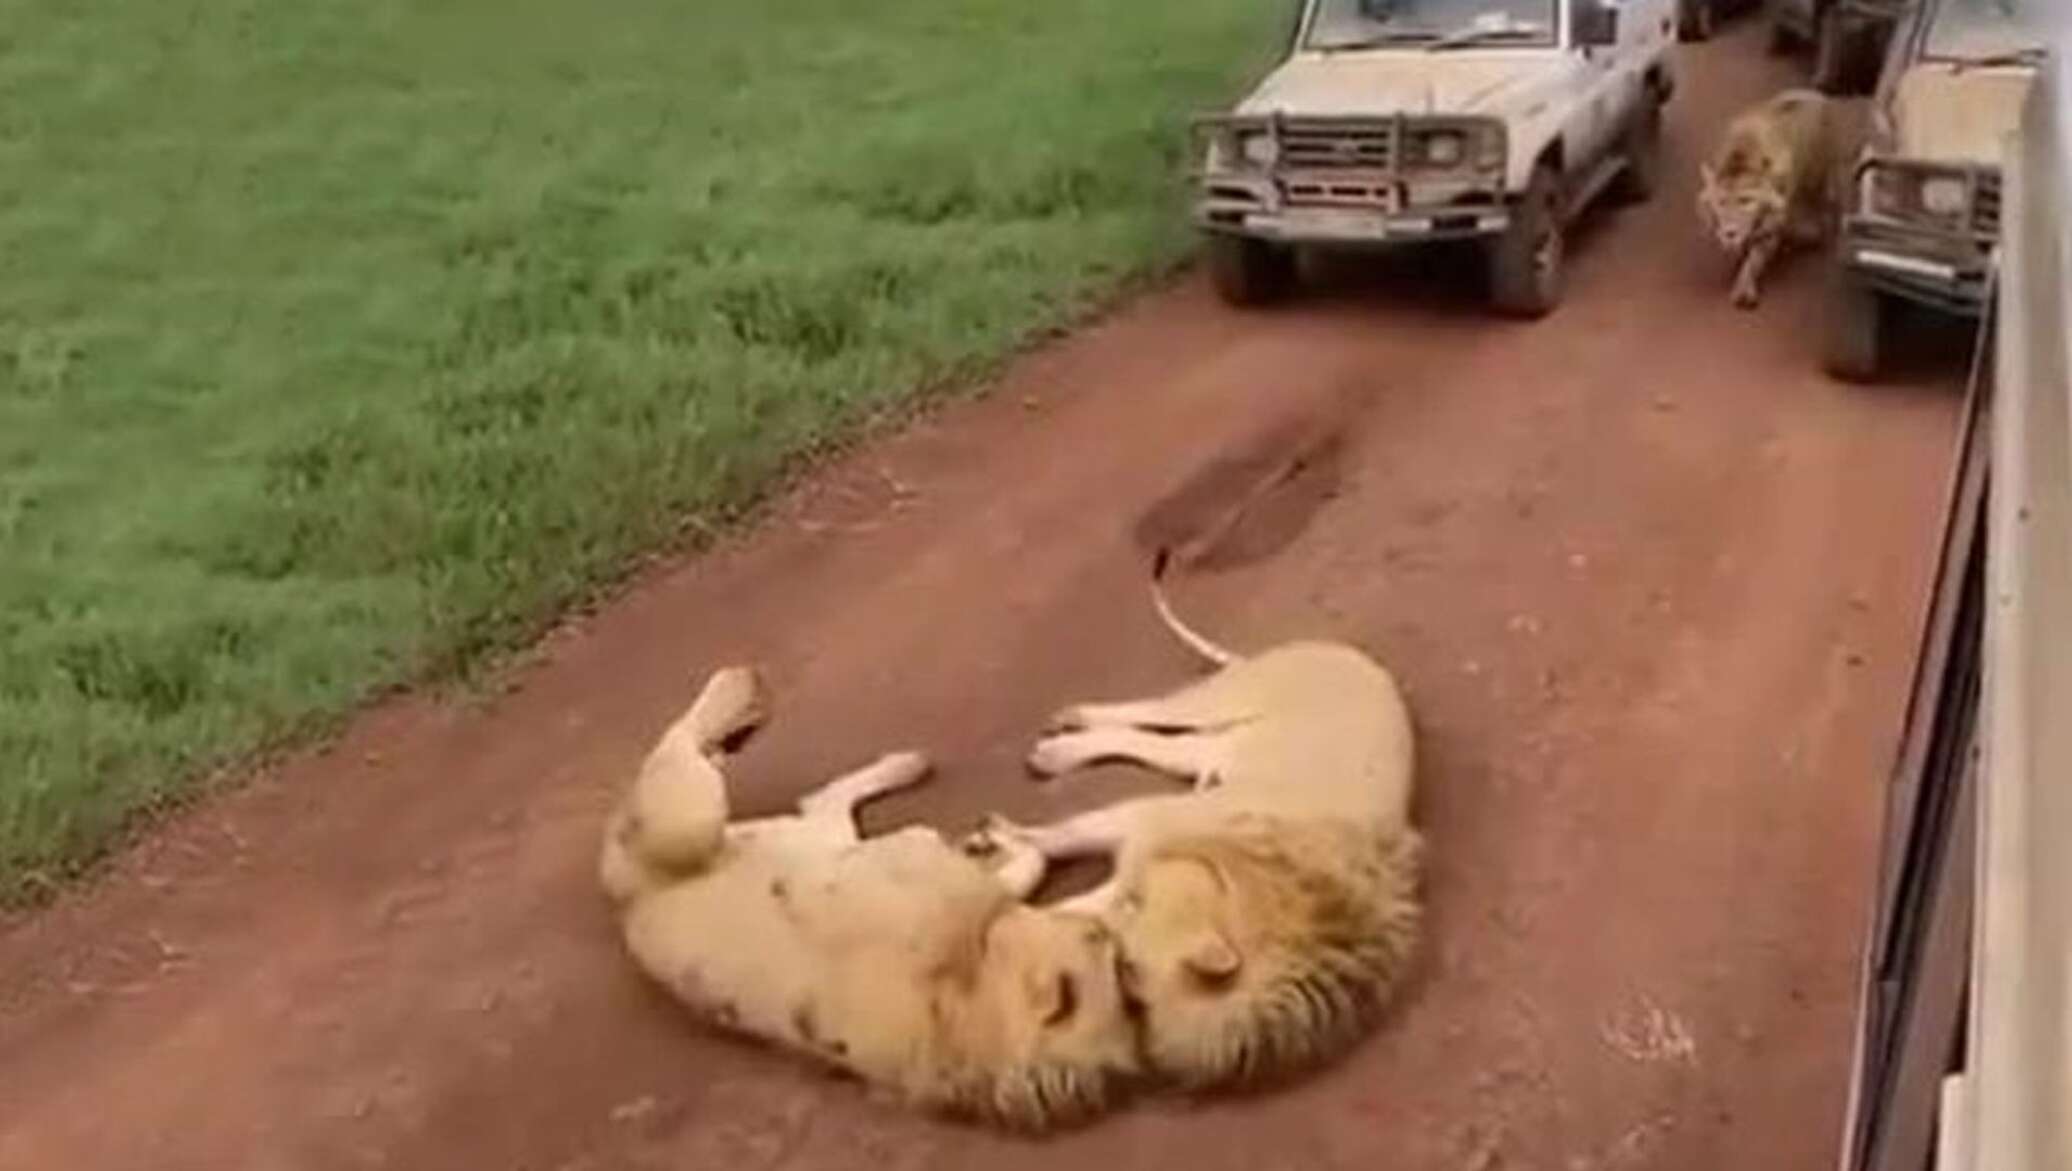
[1573,0,1619,47]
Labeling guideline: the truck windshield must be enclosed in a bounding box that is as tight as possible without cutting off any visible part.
[1922,0,2043,65]
[1302,0,1558,51]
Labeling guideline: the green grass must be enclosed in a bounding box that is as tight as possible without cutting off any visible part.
[0,0,1278,899]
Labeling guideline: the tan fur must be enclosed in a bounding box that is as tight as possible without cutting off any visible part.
[966,561,1422,1090]
[601,667,1143,1131]
[1697,88,1844,308]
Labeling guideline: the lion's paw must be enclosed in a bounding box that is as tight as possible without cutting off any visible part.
[959,814,1018,859]
[1025,735,1084,779]
[876,750,933,783]
[697,665,770,744]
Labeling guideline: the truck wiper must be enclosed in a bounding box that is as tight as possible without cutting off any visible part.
[1314,30,1439,53]
[1424,24,1543,51]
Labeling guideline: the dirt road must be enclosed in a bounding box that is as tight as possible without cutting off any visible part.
[0,21,1966,1171]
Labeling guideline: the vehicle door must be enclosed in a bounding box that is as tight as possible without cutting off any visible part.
[1564,0,1628,168]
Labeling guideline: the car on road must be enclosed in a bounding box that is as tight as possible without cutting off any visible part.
[1678,0,1761,42]
[1191,0,1679,320]
[1768,0,1906,95]
[1823,0,2041,381]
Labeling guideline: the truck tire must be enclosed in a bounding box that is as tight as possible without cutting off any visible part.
[1612,98,1663,204]
[1205,235,1295,307]
[1489,164,1564,319]
[1812,6,1874,95]
[1824,262,1883,382]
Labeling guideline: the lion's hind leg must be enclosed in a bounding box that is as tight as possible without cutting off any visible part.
[602,667,766,902]
[678,665,769,755]
[1027,725,1226,789]
[1784,199,1827,248]
[1046,667,1265,738]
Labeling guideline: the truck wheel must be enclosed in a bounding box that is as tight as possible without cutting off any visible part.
[1205,235,1295,307]
[1612,99,1663,204]
[1489,164,1564,319]
[1823,263,1882,382]
[1812,6,1871,95]
[1680,1,1716,41]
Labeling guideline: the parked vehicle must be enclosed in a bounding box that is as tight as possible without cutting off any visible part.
[1678,0,1761,42]
[1190,0,1679,319]
[1823,0,2041,381]
[1768,0,1906,95]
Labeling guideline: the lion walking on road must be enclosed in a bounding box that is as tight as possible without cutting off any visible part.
[1698,88,1848,308]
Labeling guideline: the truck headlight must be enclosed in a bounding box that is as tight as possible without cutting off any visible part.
[1238,132,1279,168]
[1919,175,1967,217]
[1422,132,1465,168]
[1863,163,1968,226]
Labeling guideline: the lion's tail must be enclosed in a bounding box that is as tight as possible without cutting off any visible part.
[1149,549,1238,667]
[600,668,760,900]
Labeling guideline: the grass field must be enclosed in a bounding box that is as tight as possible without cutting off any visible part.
[0,0,1279,899]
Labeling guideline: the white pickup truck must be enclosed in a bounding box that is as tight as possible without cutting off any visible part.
[1192,0,1679,318]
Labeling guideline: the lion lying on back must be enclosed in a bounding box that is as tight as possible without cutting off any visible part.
[1698,88,1845,308]
[600,667,1141,1131]
[966,552,1423,1089]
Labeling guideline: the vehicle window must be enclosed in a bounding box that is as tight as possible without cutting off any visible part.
[1301,0,1559,51]
[1922,0,2042,63]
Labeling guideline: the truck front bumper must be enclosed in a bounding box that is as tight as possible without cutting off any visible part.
[1197,204,1510,245]
[1838,219,1995,315]
[1195,174,1509,246]
[1190,112,1514,247]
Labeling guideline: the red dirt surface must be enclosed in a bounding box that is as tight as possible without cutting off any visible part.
[0,22,1967,1171]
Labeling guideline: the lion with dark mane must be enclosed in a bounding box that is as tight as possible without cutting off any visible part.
[967,553,1424,1090]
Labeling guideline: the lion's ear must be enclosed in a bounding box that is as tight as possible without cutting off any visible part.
[1027,969,1081,1026]
[1181,931,1242,988]
[1698,163,1718,194]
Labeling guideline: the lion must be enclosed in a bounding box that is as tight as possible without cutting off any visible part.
[964,553,1423,1090]
[1697,88,1844,308]
[600,666,1144,1131]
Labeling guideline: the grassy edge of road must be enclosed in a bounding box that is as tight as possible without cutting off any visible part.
[0,0,1279,903]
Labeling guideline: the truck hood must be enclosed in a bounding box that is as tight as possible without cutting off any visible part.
[1234,50,1567,122]
[1887,64,2036,167]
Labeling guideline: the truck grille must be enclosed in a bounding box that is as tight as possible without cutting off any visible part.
[1972,172,2001,237]
[1277,120,1395,171]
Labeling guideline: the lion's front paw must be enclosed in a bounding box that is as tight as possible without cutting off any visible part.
[1025,735,1085,779]
[876,750,933,783]
[959,813,1026,859]
[1731,283,1761,309]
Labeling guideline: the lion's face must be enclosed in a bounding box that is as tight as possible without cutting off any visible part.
[1105,824,1423,1089]
[962,907,1144,1128]
[1105,855,1267,1081]
[1698,163,1787,257]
